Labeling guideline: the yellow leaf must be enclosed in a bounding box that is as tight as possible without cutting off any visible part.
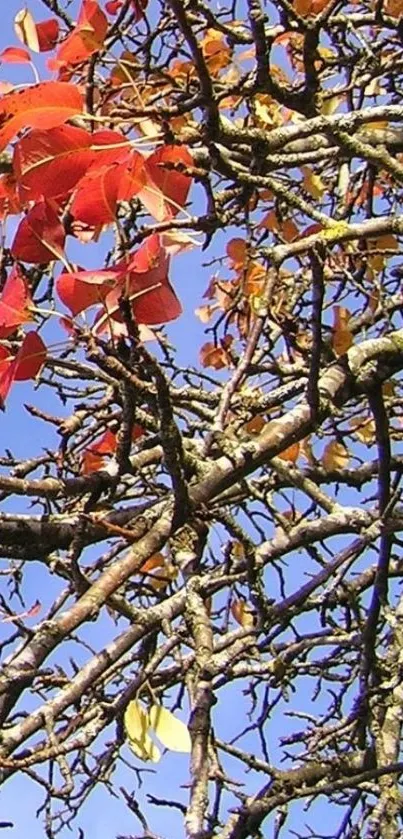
[148,705,191,753]
[322,440,349,470]
[14,8,40,52]
[124,700,160,763]
[301,167,326,200]
[320,93,344,115]
[321,221,350,241]
[231,541,245,560]
[367,234,399,273]
[358,120,388,132]
[350,417,375,445]
[253,94,282,129]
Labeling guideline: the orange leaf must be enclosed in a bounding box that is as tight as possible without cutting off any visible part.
[278,442,300,462]
[231,599,255,629]
[140,552,176,591]
[0,173,22,220]
[49,0,108,70]
[0,81,83,152]
[293,0,331,14]
[0,47,31,64]
[140,145,193,221]
[243,414,266,435]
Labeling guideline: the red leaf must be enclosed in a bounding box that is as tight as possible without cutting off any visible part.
[131,0,148,21]
[105,0,123,12]
[296,222,324,240]
[0,331,46,405]
[105,0,147,18]
[13,331,46,380]
[70,165,122,226]
[81,424,143,473]
[56,268,118,316]
[1,599,41,622]
[36,19,59,52]
[0,346,15,405]
[140,145,193,221]
[0,47,31,64]
[78,0,108,32]
[102,234,182,326]
[81,427,117,474]
[11,200,66,263]
[71,150,145,225]
[13,125,95,201]
[0,81,83,152]
[60,235,182,326]
[49,0,108,71]
[117,150,147,201]
[119,231,163,273]
[88,129,133,168]
[102,274,181,327]
[0,266,33,338]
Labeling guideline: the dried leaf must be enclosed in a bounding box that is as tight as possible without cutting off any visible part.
[277,442,300,463]
[140,553,177,591]
[231,599,255,629]
[322,440,349,470]
[332,306,353,356]
[350,417,375,445]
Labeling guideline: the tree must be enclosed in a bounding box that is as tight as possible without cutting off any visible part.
[1,0,403,836]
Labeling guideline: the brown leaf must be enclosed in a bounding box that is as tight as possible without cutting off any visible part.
[332,306,353,356]
[322,440,349,471]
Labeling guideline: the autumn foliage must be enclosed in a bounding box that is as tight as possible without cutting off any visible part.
[2,0,403,837]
